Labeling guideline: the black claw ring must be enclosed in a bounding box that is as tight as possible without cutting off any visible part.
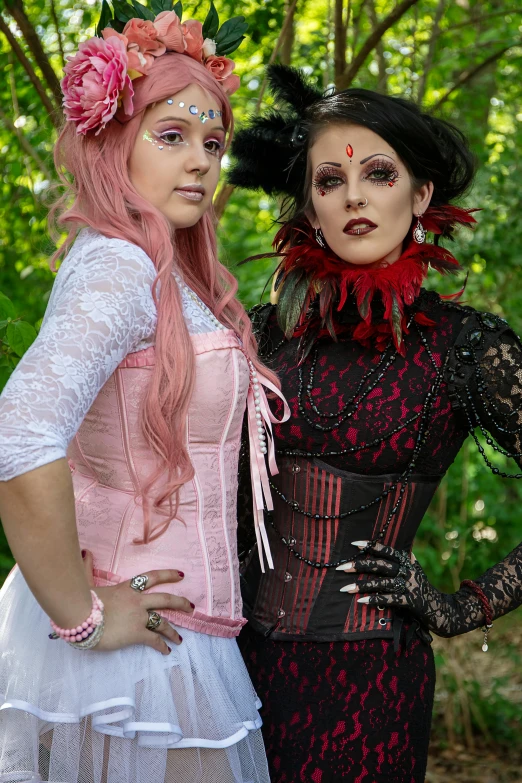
[391,577,407,594]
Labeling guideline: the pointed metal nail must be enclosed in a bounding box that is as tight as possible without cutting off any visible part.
[351,540,369,548]
[340,583,358,593]
[357,596,371,604]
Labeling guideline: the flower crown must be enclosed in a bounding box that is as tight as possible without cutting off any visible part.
[61,0,248,135]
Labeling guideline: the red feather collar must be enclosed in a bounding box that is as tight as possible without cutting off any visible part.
[275,205,476,356]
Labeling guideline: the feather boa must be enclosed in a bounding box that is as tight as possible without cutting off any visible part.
[274,205,476,357]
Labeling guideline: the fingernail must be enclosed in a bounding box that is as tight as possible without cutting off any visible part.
[81,550,86,558]
[178,635,183,644]
[166,646,172,653]
[340,583,358,593]
[177,571,184,578]
[351,541,369,548]
[336,562,354,572]
[189,602,195,609]
[357,596,371,604]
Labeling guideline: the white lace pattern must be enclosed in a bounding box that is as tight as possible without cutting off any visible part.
[0,229,224,482]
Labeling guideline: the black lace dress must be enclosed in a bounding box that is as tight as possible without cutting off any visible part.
[237,290,522,783]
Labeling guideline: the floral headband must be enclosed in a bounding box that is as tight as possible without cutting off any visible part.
[61,0,247,136]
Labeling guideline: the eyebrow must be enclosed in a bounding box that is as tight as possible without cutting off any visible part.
[156,115,226,132]
[359,153,394,164]
[316,161,342,168]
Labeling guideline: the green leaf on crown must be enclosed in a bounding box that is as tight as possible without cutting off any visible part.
[151,0,175,14]
[215,35,245,56]
[96,0,114,36]
[131,0,155,21]
[172,1,183,19]
[112,0,135,25]
[202,0,220,40]
[6,322,37,358]
[214,16,248,46]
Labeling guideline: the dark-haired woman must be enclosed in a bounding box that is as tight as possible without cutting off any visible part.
[230,66,522,783]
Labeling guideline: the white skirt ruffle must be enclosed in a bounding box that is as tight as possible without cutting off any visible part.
[0,568,269,783]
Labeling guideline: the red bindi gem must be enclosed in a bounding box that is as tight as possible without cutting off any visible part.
[346,144,353,159]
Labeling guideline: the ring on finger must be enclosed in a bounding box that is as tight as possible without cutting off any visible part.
[146,610,162,631]
[130,574,149,592]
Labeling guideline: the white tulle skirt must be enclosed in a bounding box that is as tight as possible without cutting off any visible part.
[0,568,269,783]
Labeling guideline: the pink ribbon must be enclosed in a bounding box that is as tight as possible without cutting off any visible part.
[247,372,290,572]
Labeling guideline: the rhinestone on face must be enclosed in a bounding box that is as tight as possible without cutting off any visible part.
[189,105,198,115]
[178,101,185,107]
[167,98,174,105]
[208,109,215,119]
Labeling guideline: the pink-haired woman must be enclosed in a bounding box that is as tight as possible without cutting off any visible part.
[0,8,286,782]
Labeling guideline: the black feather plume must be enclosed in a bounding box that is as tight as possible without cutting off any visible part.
[267,64,322,114]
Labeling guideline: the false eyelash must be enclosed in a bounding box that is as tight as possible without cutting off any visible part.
[363,158,400,186]
[312,166,345,194]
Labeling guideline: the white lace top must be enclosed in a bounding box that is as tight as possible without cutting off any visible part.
[0,229,225,482]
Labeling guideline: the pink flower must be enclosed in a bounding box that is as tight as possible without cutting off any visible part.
[61,35,134,135]
[102,28,147,77]
[153,11,185,53]
[122,18,166,70]
[181,19,204,62]
[204,56,240,95]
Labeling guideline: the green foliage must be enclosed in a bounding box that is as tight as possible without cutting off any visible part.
[0,290,37,393]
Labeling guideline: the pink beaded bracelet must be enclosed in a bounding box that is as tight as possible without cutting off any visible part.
[49,590,104,643]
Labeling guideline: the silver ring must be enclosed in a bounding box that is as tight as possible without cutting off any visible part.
[130,574,149,592]
[358,198,368,208]
[146,610,162,631]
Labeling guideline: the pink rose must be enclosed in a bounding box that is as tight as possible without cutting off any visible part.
[122,18,166,70]
[204,56,240,95]
[102,28,146,76]
[61,35,134,135]
[181,19,204,62]
[153,11,184,53]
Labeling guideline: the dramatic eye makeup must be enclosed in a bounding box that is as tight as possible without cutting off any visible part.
[312,165,346,195]
[362,157,400,187]
[142,128,225,157]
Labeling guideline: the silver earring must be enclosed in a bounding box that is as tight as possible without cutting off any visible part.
[413,214,426,244]
[315,228,326,248]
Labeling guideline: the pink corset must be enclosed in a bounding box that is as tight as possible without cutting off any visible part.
[68,329,287,639]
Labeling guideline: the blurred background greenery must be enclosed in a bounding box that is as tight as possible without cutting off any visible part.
[1,0,522,779]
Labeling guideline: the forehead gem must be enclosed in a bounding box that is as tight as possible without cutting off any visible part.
[208,109,215,119]
[200,112,208,123]
[189,105,198,115]
[178,101,185,108]
[167,99,173,105]
[346,144,354,158]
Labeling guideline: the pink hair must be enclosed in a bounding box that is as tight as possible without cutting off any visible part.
[49,52,279,543]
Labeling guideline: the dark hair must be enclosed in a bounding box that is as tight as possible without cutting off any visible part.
[229,67,476,226]
[294,88,475,217]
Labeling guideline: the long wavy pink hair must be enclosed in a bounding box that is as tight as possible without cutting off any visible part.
[50,52,278,543]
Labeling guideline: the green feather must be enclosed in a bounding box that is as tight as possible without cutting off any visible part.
[358,290,371,321]
[277,270,310,339]
[391,292,403,348]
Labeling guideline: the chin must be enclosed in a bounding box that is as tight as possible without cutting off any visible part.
[166,208,206,230]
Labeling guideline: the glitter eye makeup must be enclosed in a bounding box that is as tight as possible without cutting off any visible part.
[143,129,187,150]
[312,166,345,195]
[362,158,400,187]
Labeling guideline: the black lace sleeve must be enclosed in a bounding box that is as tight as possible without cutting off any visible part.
[444,310,522,627]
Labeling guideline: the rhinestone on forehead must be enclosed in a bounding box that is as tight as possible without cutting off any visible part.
[200,112,208,123]
[166,98,173,105]
[189,105,198,115]
[346,144,354,158]
[208,109,215,119]
[179,101,185,108]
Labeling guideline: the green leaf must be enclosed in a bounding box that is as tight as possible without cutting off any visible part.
[215,35,245,56]
[151,0,174,13]
[112,0,135,24]
[0,368,11,393]
[202,1,219,40]
[215,16,248,46]
[0,355,10,368]
[131,0,155,21]
[6,321,37,358]
[172,1,183,19]
[95,0,114,36]
[0,293,15,321]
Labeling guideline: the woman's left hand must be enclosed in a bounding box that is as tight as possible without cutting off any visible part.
[337,541,484,638]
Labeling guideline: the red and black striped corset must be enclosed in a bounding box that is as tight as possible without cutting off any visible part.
[244,455,440,641]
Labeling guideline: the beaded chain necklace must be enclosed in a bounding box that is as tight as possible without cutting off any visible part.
[265,320,447,568]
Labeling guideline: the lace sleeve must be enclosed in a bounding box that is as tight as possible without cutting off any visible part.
[0,231,157,481]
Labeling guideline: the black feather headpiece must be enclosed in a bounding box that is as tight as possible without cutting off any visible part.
[228,65,322,198]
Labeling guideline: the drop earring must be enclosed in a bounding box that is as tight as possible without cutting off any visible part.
[413,214,426,244]
[315,228,326,249]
